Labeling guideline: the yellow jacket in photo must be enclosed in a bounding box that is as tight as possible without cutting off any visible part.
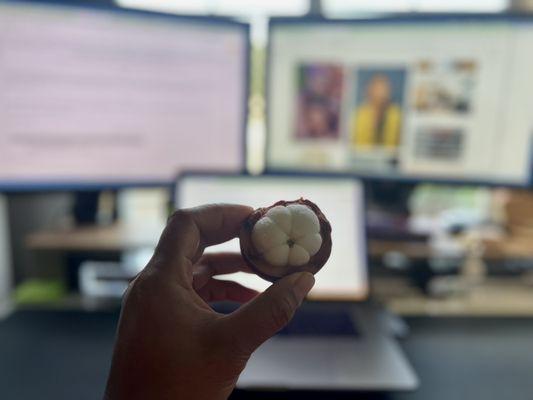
[351,104,401,149]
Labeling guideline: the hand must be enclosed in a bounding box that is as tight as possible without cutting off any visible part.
[104,204,315,400]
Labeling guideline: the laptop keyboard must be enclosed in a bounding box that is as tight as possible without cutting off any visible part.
[212,302,360,337]
[277,306,360,337]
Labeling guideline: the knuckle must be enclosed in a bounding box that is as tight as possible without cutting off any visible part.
[122,270,158,302]
[167,208,193,226]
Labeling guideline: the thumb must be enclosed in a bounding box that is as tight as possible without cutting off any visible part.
[225,272,315,354]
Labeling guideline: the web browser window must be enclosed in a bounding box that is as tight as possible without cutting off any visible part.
[267,18,533,185]
[0,2,248,187]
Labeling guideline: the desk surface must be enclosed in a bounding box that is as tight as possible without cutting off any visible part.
[26,223,533,261]
[373,276,533,317]
[25,223,162,252]
[232,317,533,400]
[1,310,532,400]
[24,223,533,316]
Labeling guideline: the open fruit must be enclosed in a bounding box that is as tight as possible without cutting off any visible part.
[239,199,332,282]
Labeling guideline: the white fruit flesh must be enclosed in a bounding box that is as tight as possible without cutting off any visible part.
[251,204,322,267]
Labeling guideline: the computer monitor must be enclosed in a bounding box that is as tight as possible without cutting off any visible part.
[0,0,249,190]
[176,173,368,301]
[266,15,533,186]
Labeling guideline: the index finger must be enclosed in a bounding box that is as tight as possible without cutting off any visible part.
[154,204,252,270]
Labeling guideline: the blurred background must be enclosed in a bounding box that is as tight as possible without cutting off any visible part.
[1,0,533,399]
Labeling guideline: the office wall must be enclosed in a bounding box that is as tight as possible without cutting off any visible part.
[0,195,12,317]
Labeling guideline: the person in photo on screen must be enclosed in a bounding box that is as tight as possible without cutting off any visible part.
[351,70,404,150]
[104,204,315,400]
[295,64,343,140]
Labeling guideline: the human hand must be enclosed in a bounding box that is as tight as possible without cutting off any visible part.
[104,204,315,400]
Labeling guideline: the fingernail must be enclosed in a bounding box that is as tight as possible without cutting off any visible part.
[291,272,315,302]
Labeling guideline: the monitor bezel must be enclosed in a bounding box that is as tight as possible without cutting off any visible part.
[0,0,250,192]
[265,13,533,188]
[174,170,370,302]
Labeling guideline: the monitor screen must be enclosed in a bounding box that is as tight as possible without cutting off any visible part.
[176,173,368,301]
[267,16,533,186]
[0,1,248,189]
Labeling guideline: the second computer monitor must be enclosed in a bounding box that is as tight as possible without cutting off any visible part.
[267,16,533,186]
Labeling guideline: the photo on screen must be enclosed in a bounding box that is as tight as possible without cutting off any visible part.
[413,59,477,115]
[350,67,406,152]
[294,63,344,140]
[414,127,464,161]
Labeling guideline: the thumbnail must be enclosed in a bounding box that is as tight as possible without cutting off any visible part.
[350,67,406,152]
[414,127,464,161]
[413,60,477,115]
[294,63,344,140]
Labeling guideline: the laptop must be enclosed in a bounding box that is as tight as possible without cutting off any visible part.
[175,172,418,391]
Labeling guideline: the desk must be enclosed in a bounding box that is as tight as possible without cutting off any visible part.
[370,237,533,261]
[26,223,533,261]
[24,223,162,293]
[25,224,533,315]
[1,311,532,400]
[26,224,432,257]
[373,276,533,317]
[232,317,533,400]
[23,222,533,312]
[25,223,161,252]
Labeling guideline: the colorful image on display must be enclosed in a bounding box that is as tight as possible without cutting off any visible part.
[413,60,477,114]
[414,127,464,161]
[350,68,406,151]
[294,64,344,140]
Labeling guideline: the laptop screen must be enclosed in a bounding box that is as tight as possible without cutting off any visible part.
[176,174,368,301]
